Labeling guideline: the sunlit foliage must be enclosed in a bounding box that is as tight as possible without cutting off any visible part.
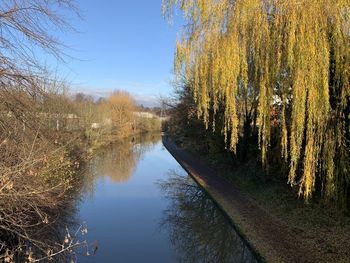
[163,0,350,205]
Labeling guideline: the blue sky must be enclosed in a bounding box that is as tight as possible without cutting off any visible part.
[52,1,183,106]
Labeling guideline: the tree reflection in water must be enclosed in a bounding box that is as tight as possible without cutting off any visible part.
[158,170,259,263]
[81,133,161,195]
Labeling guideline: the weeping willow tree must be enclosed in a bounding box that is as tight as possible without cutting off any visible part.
[163,0,350,207]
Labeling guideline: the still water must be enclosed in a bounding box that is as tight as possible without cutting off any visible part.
[76,134,258,263]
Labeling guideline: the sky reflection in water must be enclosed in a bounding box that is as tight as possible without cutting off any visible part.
[77,135,258,263]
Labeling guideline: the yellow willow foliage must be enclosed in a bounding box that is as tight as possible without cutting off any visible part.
[164,0,350,201]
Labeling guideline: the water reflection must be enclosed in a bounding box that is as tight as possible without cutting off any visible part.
[77,135,180,263]
[158,170,259,263]
[76,135,259,262]
[81,133,160,195]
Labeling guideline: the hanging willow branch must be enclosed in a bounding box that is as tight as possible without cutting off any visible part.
[164,0,350,205]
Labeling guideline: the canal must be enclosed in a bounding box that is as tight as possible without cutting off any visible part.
[76,134,258,263]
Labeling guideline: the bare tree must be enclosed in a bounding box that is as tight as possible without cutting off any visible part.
[0,0,77,76]
[108,90,135,138]
[0,0,78,133]
[0,1,84,261]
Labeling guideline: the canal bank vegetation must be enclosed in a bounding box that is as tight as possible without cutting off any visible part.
[0,0,161,261]
[0,87,162,261]
[163,0,350,212]
[0,0,86,261]
[163,0,350,261]
[73,90,162,150]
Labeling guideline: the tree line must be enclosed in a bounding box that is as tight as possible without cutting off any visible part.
[0,1,160,261]
[163,0,350,209]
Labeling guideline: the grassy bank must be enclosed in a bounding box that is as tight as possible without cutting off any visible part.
[172,137,350,262]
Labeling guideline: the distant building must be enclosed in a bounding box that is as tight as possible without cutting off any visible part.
[159,116,170,122]
[133,112,156,119]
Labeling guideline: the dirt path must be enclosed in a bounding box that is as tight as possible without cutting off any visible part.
[163,138,323,263]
